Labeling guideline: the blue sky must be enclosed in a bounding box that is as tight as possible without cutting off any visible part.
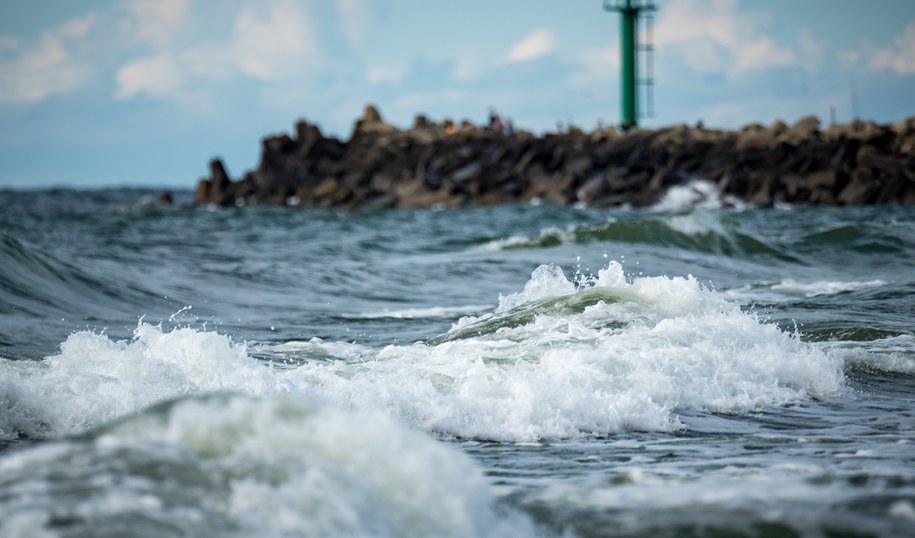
[1,0,914,188]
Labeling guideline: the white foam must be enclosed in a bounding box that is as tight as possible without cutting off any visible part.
[527,464,860,536]
[770,278,887,298]
[723,278,889,304]
[266,337,374,357]
[819,335,915,374]
[356,304,492,320]
[889,500,915,521]
[0,324,279,440]
[0,394,540,538]
[285,262,843,440]
[664,210,730,237]
[0,262,844,443]
[653,179,745,212]
[473,226,573,253]
[496,264,578,313]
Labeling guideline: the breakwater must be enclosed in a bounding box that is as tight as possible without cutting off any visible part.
[194,105,915,208]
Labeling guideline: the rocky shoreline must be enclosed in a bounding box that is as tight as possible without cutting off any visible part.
[194,105,915,209]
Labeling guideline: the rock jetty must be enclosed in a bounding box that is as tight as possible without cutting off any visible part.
[194,105,915,209]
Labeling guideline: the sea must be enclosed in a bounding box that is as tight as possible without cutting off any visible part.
[1,183,913,538]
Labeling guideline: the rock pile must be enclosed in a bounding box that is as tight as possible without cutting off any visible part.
[194,104,915,208]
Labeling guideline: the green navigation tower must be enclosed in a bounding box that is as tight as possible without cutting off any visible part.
[603,0,656,130]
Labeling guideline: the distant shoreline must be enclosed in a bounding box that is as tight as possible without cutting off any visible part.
[193,105,915,209]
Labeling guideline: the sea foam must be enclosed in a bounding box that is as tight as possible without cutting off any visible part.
[0,261,844,443]
[652,179,746,212]
[0,394,539,538]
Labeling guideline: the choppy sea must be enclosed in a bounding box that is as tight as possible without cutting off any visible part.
[1,184,913,537]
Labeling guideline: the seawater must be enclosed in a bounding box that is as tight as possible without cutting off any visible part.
[1,185,913,537]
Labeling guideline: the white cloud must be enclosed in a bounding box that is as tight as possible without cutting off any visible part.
[231,0,321,81]
[108,0,196,102]
[452,55,481,82]
[180,43,234,80]
[58,15,97,40]
[337,0,372,47]
[124,0,191,46]
[840,50,861,68]
[871,22,915,75]
[110,0,322,103]
[506,29,555,63]
[734,36,795,73]
[655,0,798,77]
[115,53,184,99]
[0,14,97,104]
[570,46,619,84]
[366,65,406,85]
[797,26,825,74]
[840,22,915,76]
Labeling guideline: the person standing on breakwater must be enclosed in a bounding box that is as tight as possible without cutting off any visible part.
[488,108,503,134]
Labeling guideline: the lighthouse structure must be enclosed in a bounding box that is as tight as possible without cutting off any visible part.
[603,0,656,130]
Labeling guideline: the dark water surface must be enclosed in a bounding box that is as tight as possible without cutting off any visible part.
[1,186,913,537]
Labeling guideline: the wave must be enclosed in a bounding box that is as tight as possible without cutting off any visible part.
[652,179,747,212]
[352,304,493,320]
[796,223,915,254]
[473,200,915,274]
[0,393,539,538]
[723,278,890,304]
[0,261,844,444]
[474,212,791,259]
[0,233,163,320]
[818,335,915,375]
[769,278,887,298]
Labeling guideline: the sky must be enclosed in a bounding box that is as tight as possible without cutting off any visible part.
[1,0,914,189]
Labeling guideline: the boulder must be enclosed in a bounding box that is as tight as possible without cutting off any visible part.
[352,103,397,137]
[857,146,905,176]
[210,158,231,192]
[838,169,879,205]
[413,114,429,130]
[781,115,821,145]
[193,179,211,204]
[736,131,772,152]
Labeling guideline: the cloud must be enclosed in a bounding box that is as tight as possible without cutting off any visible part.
[366,65,406,85]
[870,22,915,75]
[124,0,191,46]
[336,0,373,47]
[452,55,482,82]
[796,27,825,74]
[0,14,97,104]
[180,43,234,80]
[58,15,97,40]
[115,53,184,99]
[655,0,798,77]
[231,0,321,81]
[111,0,322,103]
[840,22,915,76]
[506,29,555,63]
[570,45,619,85]
[109,0,201,101]
[733,36,795,73]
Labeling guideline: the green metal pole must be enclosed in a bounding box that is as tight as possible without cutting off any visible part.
[619,0,638,130]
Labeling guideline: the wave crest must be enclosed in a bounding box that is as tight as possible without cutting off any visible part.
[1,262,845,443]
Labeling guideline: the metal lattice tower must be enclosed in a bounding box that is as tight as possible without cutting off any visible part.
[603,0,656,130]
